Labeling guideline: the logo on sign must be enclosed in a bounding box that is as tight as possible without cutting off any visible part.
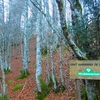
[78,68,100,76]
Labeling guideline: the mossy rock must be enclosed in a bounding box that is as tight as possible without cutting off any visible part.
[17,69,30,79]
[7,80,13,85]
[13,84,23,91]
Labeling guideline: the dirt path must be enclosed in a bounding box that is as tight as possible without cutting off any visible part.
[6,36,76,100]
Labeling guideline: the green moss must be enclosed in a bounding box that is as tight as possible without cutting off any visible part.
[13,84,23,91]
[36,92,45,100]
[36,76,65,100]
[59,0,64,8]
[48,77,60,93]
[0,95,9,100]
[17,69,30,79]
[97,95,100,99]
[36,76,49,100]
[62,48,66,53]
[97,56,100,60]
[7,80,13,85]
[56,45,60,48]
[53,87,60,93]
[59,85,65,93]
[75,0,82,14]
[33,66,36,68]
[41,49,47,57]
[48,77,54,88]
[76,46,88,60]
[93,94,100,100]
[81,86,87,100]
[83,56,88,60]
[53,85,65,93]
[42,53,47,57]
[4,68,11,74]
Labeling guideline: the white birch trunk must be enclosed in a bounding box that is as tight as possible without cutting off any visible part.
[26,38,30,63]
[50,45,57,90]
[0,55,6,96]
[20,31,24,59]
[46,36,50,83]
[35,0,42,92]
[23,0,29,72]
[36,34,42,92]
[59,42,64,86]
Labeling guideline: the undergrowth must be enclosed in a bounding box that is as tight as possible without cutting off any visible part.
[17,69,30,79]
[36,76,49,100]
[4,68,11,74]
[0,95,9,100]
[81,86,87,100]
[13,84,23,91]
[7,80,13,85]
[41,49,47,57]
[48,77,54,87]
[36,75,65,100]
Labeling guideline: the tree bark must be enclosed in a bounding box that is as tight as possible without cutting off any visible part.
[35,0,42,92]
[0,56,6,96]
[50,45,57,90]
[56,0,87,60]
[59,40,64,86]
[56,0,100,99]
[23,0,29,73]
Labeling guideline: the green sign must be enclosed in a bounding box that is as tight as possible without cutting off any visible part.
[78,68,100,76]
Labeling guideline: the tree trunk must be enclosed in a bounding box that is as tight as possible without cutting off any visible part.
[36,34,42,92]
[50,45,57,90]
[23,0,29,74]
[35,0,42,92]
[56,0,100,99]
[85,80,100,100]
[0,56,6,96]
[59,41,64,86]
[56,0,87,60]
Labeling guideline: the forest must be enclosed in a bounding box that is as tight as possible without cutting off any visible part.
[0,0,100,100]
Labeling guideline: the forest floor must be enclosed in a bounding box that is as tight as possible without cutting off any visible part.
[6,35,76,100]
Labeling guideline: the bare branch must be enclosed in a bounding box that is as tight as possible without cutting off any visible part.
[30,0,46,16]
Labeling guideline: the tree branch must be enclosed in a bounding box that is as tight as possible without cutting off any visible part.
[30,0,46,16]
